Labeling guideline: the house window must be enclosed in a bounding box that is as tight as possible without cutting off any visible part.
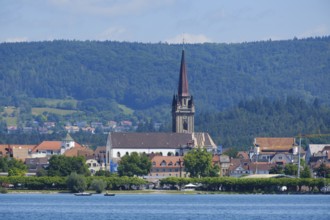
[278,156,282,159]
[161,160,166,166]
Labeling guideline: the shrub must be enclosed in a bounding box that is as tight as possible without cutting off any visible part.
[90,179,106,193]
[67,172,87,193]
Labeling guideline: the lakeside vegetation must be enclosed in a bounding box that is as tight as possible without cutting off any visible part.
[0,176,328,194]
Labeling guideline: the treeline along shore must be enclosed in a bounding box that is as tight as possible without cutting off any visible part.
[0,176,329,194]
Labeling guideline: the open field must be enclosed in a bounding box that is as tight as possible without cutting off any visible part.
[32,107,79,116]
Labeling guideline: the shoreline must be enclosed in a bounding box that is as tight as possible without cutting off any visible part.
[2,189,329,195]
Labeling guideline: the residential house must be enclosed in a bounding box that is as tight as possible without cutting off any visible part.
[306,144,330,164]
[212,154,231,176]
[86,159,103,175]
[250,137,305,165]
[25,157,49,173]
[11,145,36,161]
[229,159,250,177]
[148,155,186,179]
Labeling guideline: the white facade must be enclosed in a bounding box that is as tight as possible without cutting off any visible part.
[110,148,184,159]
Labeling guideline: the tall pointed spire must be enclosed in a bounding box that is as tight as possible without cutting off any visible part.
[178,49,189,97]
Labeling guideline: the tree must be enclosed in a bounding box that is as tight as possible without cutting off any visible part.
[314,163,330,178]
[66,172,87,193]
[284,164,298,176]
[300,165,312,178]
[0,157,27,176]
[47,155,90,177]
[117,152,152,177]
[90,179,107,193]
[223,148,238,158]
[269,165,284,174]
[183,147,213,178]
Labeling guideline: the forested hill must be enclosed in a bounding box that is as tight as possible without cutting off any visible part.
[0,37,330,122]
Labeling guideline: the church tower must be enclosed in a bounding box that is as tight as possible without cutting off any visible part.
[172,49,195,133]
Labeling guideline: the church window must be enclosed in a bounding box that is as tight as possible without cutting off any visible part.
[126,152,129,155]
[160,152,163,156]
[117,152,121,157]
[167,152,173,156]
[183,119,188,131]
[175,152,179,156]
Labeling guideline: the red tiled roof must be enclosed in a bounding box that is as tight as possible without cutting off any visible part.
[64,145,94,157]
[151,156,184,168]
[33,141,62,152]
[255,137,295,151]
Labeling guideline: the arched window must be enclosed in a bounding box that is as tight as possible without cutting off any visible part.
[117,152,121,157]
[159,152,163,156]
[175,152,179,156]
[167,152,173,156]
[126,152,129,155]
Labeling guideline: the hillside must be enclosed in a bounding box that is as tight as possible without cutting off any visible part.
[0,37,329,121]
[0,37,330,147]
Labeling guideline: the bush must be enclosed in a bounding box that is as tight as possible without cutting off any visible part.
[67,172,87,193]
[90,179,106,193]
[0,187,8,194]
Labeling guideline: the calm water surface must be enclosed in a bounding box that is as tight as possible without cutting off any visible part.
[0,193,329,220]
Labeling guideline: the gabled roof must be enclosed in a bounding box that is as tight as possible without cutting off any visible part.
[107,132,216,149]
[237,151,249,160]
[33,141,62,152]
[94,146,106,155]
[255,137,295,151]
[64,144,94,158]
[248,162,274,171]
[151,156,184,168]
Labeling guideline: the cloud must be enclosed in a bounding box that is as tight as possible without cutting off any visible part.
[299,25,330,38]
[97,27,128,41]
[4,37,28,43]
[166,33,212,44]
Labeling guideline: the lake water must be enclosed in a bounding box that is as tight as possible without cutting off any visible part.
[0,193,329,220]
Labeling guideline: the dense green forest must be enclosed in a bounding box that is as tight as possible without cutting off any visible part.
[0,37,330,147]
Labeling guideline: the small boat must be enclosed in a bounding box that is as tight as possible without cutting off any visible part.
[104,192,115,196]
[74,192,92,196]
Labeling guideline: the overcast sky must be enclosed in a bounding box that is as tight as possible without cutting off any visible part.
[1,0,329,43]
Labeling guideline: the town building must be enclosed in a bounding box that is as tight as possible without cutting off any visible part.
[106,49,217,171]
[148,155,186,180]
[250,137,305,165]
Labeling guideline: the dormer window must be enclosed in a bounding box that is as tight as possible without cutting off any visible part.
[160,160,166,167]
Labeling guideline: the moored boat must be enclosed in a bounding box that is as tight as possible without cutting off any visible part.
[74,192,92,196]
[104,192,115,196]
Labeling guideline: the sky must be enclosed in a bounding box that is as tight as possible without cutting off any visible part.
[1,0,329,44]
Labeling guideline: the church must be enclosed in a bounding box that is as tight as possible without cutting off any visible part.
[105,48,217,171]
